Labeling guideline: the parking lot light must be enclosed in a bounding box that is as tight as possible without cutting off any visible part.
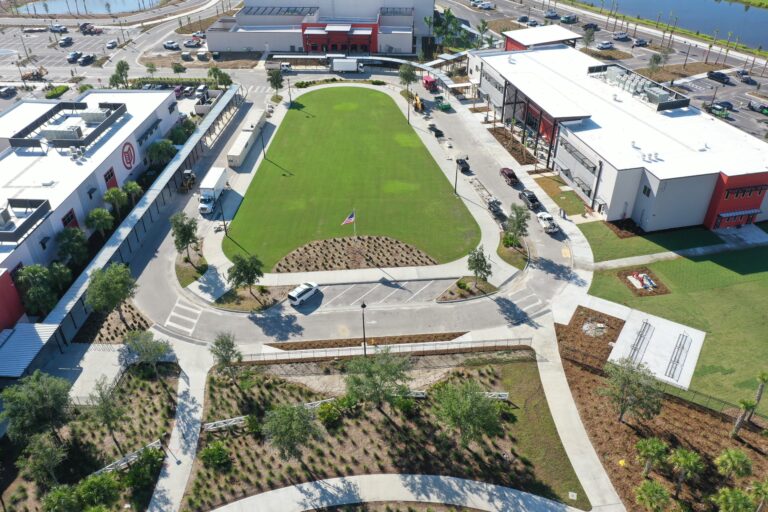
[361,302,367,357]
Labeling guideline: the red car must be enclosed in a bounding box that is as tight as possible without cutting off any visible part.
[500,167,519,186]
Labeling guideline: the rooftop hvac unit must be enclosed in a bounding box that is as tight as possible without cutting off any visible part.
[646,87,670,105]
[0,202,11,228]
[80,109,110,124]
[606,66,627,83]
[40,126,83,141]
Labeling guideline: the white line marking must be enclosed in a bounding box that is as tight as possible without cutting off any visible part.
[348,284,381,305]
[322,285,356,306]
[164,320,194,334]
[166,314,196,328]
[376,282,410,304]
[173,302,202,316]
[404,281,435,303]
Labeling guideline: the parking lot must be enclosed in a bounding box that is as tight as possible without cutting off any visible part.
[296,279,456,312]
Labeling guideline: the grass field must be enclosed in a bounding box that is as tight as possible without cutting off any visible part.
[578,221,724,262]
[589,246,768,414]
[534,175,586,216]
[223,87,480,269]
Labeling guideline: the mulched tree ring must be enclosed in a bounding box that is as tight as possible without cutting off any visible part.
[554,306,625,364]
[616,267,670,297]
[603,219,644,239]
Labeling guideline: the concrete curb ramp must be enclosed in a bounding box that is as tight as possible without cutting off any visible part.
[210,474,584,512]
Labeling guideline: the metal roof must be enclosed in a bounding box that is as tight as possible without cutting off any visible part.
[502,25,582,47]
[325,24,352,32]
[0,324,58,378]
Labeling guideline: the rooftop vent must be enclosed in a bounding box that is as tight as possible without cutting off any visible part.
[40,126,83,141]
[80,109,110,124]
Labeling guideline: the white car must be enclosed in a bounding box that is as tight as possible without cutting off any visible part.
[163,40,180,50]
[106,39,118,49]
[537,212,560,234]
[478,2,494,9]
[288,282,319,306]
[596,41,614,50]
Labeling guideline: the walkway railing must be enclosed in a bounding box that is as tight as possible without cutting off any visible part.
[94,439,162,475]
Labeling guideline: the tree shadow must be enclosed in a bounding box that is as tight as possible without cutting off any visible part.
[531,257,587,287]
[174,386,202,456]
[493,297,541,328]
[247,311,304,341]
[295,477,362,510]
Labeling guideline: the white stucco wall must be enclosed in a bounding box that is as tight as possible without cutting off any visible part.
[634,173,718,231]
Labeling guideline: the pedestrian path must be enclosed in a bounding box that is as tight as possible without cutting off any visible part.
[210,474,584,512]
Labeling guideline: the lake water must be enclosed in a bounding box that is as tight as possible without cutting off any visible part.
[22,0,162,16]
[595,0,768,49]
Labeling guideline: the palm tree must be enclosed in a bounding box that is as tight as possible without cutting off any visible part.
[423,15,433,36]
[715,448,752,480]
[122,180,142,206]
[85,207,114,239]
[103,187,128,218]
[748,371,768,422]
[475,20,489,49]
[635,480,670,512]
[208,66,222,88]
[668,448,704,499]
[636,437,668,478]
[731,398,757,438]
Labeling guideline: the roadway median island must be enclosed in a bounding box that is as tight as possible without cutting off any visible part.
[221,87,480,272]
[264,332,466,351]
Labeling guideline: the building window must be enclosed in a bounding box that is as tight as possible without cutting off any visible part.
[61,209,77,228]
[40,236,50,251]
[642,185,651,197]
[104,168,117,189]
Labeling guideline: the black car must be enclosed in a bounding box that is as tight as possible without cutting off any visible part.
[78,53,95,66]
[428,124,444,138]
[582,22,600,32]
[456,158,471,174]
[516,15,529,23]
[632,38,648,48]
[714,101,734,111]
[519,189,540,210]
[66,51,82,63]
[707,71,730,85]
[500,167,519,186]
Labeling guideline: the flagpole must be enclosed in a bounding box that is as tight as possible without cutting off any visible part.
[353,208,357,237]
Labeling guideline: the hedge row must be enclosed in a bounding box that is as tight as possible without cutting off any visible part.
[45,85,70,99]
[294,78,386,89]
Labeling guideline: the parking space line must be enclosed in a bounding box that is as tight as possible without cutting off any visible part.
[404,281,435,303]
[322,284,356,306]
[376,281,410,304]
[348,284,381,305]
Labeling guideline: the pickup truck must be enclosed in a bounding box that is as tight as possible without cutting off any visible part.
[519,189,540,210]
[456,158,471,174]
[537,212,560,234]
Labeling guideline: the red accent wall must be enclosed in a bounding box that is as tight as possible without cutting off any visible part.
[504,37,526,51]
[0,269,24,330]
[302,22,378,53]
[703,172,768,229]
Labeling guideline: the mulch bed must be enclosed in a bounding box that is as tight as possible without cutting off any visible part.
[488,127,537,165]
[273,236,437,272]
[265,332,466,351]
[214,285,293,313]
[437,277,497,302]
[74,300,151,344]
[562,360,768,511]
[616,267,670,297]
[603,218,645,239]
[469,106,490,113]
[555,306,624,365]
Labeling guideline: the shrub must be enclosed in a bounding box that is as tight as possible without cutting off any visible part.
[393,396,417,418]
[76,473,121,508]
[42,485,80,512]
[45,85,69,99]
[78,84,94,93]
[245,414,262,437]
[370,80,386,85]
[502,232,520,248]
[200,441,231,470]
[335,394,358,413]
[317,402,342,429]
[124,448,164,505]
[456,280,468,291]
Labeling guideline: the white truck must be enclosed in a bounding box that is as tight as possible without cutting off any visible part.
[265,61,292,72]
[198,167,227,215]
[227,108,266,167]
[332,58,364,73]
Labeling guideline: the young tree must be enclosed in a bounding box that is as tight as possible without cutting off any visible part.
[169,212,199,261]
[433,380,502,446]
[76,472,121,508]
[268,69,283,99]
[210,332,242,383]
[145,62,157,77]
[103,187,128,218]
[85,262,137,324]
[505,204,530,248]
[398,62,418,124]
[17,433,65,487]
[583,28,595,48]
[172,62,186,75]
[648,53,663,78]
[115,59,130,87]
[731,398,757,438]
[48,262,72,295]
[226,254,264,299]
[41,485,80,512]
[711,487,754,512]
[667,448,704,499]
[752,478,768,512]
[147,139,177,167]
[16,264,58,316]
[345,349,411,409]
[634,480,670,512]
[124,330,171,377]
[715,448,752,479]
[216,70,233,86]
[123,180,143,206]
[467,245,492,286]
[0,370,70,442]
[208,66,222,87]
[56,227,88,267]
[475,19,489,48]
[262,404,323,460]
[88,376,126,454]
[85,207,114,239]
[636,437,668,478]
[748,371,768,422]
[599,358,662,423]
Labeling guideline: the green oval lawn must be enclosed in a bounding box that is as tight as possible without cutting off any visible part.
[223,87,480,270]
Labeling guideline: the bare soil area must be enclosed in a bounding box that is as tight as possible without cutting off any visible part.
[554,306,624,364]
[636,62,722,82]
[437,277,497,302]
[616,267,670,297]
[468,106,490,113]
[278,367,454,397]
[488,128,537,165]
[74,301,151,344]
[214,285,292,312]
[265,332,466,351]
[604,218,645,238]
[273,236,437,272]
[581,48,632,61]
[139,52,260,69]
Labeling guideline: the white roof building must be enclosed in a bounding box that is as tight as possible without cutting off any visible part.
[502,25,582,50]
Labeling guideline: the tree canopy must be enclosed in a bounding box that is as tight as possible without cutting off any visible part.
[226,254,264,297]
[85,262,136,315]
[17,432,65,487]
[634,480,670,512]
[170,212,199,259]
[16,264,65,316]
[345,349,411,408]
[635,437,668,478]
[263,404,323,460]
[599,358,662,423]
[715,448,752,479]
[467,245,492,285]
[85,207,114,238]
[56,227,88,267]
[0,370,71,442]
[147,139,178,167]
[103,187,128,217]
[268,69,284,92]
[124,330,171,375]
[210,332,242,382]
[433,380,503,445]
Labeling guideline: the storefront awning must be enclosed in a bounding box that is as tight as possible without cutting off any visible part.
[719,209,761,218]
[325,24,352,32]
[304,28,327,35]
[350,27,372,36]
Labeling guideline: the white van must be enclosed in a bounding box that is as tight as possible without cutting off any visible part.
[288,282,319,306]
[194,84,208,99]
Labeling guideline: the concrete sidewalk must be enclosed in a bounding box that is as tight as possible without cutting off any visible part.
[188,83,519,303]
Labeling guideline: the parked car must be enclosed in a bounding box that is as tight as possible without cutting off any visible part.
[747,101,768,115]
[713,100,734,111]
[478,1,494,9]
[560,14,579,24]
[516,15,529,23]
[106,39,118,49]
[519,189,540,210]
[58,36,73,47]
[632,38,648,48]
[66,50,82,63]
[163,40,180,50]
[174,85,183,98]
[527,19,539,27]
[499,167,519,186]
[428,124,444,138]
[288,282,319,306]
[707,71,730,84]
[192,31,206,39]
[456,158,471,174]
[50,24,68,33]
[183,39,201,48]
[183,86,195,97]
[537,212,560,234]
[582,22,600,31]
[0,86,17,98]
[77,54,95,66]
[544,9,559,18]
[613,31,630,41]
[736,69,755,84]
[597,41,615,50]
[488,198,506,221]
[194,84,208,99]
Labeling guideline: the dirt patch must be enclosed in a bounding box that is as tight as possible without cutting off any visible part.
[555,306,625,365]
[273,236,437,272]
[469,105,490,113]
[278,367,454,397]
[581,48,632,61]
[215,285,292,312]
[488,127,537,165]
[265,332,466,351]
[139,51,260,70]
[616,267,670,297]
[74,301,151,344]
[604,218,644,238]
[487,18,524,34]
[437,277,497,302]
[176,9,238,34]
[635,62,723,83]
[561,360,768,510]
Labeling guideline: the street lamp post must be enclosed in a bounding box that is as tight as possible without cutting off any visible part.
[287,78,292,106]
[360,302,367,356]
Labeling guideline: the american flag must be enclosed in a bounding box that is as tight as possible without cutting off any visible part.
[341,211,356,225]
